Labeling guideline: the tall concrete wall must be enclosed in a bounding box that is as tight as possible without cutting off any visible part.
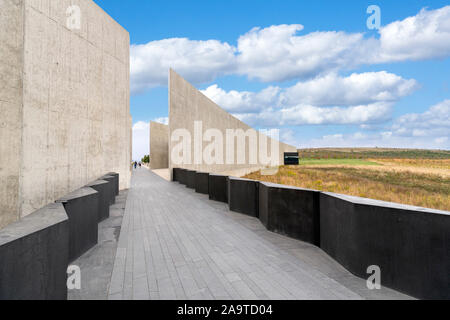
[168,69,296,177]
[0,0,25,229]
[0,0,132,229]
[149,121,169,169]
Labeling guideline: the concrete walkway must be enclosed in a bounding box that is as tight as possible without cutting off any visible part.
[107,169,410,300]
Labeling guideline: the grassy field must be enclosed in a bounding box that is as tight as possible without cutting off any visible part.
[244,148,450,211]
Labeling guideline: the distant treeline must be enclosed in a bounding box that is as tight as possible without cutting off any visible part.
[297,148,450,159]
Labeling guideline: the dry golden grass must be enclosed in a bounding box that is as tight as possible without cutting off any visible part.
[244,164,450,211]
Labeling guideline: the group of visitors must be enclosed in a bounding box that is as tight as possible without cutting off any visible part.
[132,161,142,169]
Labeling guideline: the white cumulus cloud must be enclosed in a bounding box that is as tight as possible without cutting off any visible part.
[130,6,450,92]
[201,72,418,127]
[290,100,450,149]
[130,38,236,93]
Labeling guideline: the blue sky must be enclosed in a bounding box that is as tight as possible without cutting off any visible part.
[94,0,450,160]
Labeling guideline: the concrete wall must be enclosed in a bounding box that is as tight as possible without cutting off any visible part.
[168,69,296,178]
[259,182,320,246]
[0,0,25,231]
[150,121,169,169]
[0,0,132,229]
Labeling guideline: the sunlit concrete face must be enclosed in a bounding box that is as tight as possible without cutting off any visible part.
[0,0,132,229]
[150,121,169,169]
[168,69,297,178]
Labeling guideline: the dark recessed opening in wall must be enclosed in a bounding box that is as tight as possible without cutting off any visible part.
[284,152,299,165]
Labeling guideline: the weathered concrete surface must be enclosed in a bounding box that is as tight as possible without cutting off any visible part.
[56,187,99,262]
[0,202,69,300]
[150,121,169,169]
[108,169,411,300]
[168,69,296,178]
[228,177,259,218]
[68,190,127,300]
[151,168,171,181]
[259,182,320,246]
[0,0,132,230]
[320,192,450,300]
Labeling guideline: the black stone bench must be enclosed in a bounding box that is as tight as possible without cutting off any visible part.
[85,180,110,222]
[106,172,119,196]
[320,192,450,300]
[208,174,228,203]
[100,175,116,205]
[259,182,320,246]
[228,177,259,217]
[195,172,209,194]
[186,170,197,189]
[56,187,99,262]
[0,203,69,300]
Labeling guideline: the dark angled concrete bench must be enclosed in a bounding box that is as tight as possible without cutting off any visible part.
[106,172,119,196]
[208,174,228,203]
[85,180,110,222]
[195,172,209,194]
[259,182,320,246]
[320,192,450,300]
[228,177,259,217]
[176,168,187,185]
[0,203,69,300]
[186,170,197,189]
[56,187,99,262]
[100,175,116,205]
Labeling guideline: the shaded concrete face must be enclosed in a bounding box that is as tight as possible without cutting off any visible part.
[208,174,228,203]
[150,121,169,169]
[320,192,450,300]
[56,187,99,262]
[228,177,259,217]
[168,69,296,177]
[259,182,320,246]
[0,202,69,300]
[195,172,209,195]
[0,0,132,229]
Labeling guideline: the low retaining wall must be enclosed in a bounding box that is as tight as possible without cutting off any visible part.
[228,177,259,217]
[195,172,209,194]
[320,192,450,300]
[172,168,181,182]
[208,174,228,203]
[106,172,119,195]
[56,188,99,262]
[0,203,69,300]
[259,182,320,246]
[176,169,187,185]
[85,180,110,222]
[100,175,116,205]
[186,170,197,189]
